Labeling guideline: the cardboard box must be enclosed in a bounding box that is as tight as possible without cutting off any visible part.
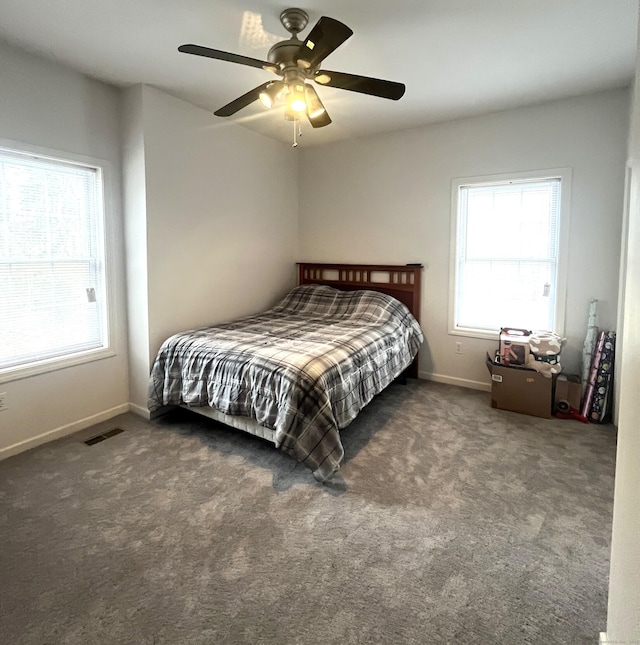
[554,374,582,412]
[486,353,553,418]
[499,328,531,366]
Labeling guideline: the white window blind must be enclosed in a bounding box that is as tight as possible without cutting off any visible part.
[453,176,562,334]
[0,147,108,373]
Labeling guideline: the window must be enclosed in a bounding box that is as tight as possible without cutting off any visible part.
[0,143,113,381]
[450,169,570,338]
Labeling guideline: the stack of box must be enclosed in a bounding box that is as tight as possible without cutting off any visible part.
[486,328,581,419]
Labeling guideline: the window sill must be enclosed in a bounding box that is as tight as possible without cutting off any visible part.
[449,328,500,341]
[0,347,116,384]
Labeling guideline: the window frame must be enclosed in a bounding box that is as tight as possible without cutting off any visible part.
[448,168,571,340]
[0,138,117,384]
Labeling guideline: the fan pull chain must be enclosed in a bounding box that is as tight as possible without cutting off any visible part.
[292,119,302,148]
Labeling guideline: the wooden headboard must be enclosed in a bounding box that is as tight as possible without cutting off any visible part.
[297,262,423,378]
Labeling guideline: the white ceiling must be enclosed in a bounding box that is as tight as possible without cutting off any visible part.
[0,0,637,146]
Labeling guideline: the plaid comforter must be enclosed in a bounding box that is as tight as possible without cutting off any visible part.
[148,284,424,481]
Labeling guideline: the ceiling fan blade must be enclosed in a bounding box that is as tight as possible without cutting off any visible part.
[214,82,271,117]
[295,17,353,69]
[305,85,331,128]
[314,70,405,100]
[178,44,274,71]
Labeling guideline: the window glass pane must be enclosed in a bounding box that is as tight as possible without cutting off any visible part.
[0,147,107,372]
[457,260,553,331]
[454,177,561,334]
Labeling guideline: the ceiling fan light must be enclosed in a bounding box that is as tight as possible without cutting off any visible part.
[259,81,283,109]
[288,84,307,112]
[305,85,325,119]
[259,92,273,109]
[290,99,306,112]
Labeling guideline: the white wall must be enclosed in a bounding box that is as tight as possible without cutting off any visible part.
[0,39,129,455]
[121,85,151,413]
[123,85,299,410]
[605,46,640,643]
[298,89,628,388]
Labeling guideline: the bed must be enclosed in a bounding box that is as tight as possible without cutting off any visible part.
[148,263,424,481]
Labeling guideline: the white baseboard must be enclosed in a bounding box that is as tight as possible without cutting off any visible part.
[419,371,491,392]
[599,632,628,644]
[0,403,130,461]
[599,632,624,645]
[128,402,151,420]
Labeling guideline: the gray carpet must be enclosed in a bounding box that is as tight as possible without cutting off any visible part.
[0,380,616,645]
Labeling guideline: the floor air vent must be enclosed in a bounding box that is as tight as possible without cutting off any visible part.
[84,428,124,446]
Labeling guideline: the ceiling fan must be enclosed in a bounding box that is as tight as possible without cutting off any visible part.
[178,7,405,136]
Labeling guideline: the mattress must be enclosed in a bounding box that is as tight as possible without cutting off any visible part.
[149,284,423,481]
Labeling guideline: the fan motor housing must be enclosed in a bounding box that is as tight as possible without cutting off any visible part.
[279,8,309,35]
[267,38,304,70]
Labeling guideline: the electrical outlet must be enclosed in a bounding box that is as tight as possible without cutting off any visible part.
[0,392,7,412]
[455,342,463,354]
